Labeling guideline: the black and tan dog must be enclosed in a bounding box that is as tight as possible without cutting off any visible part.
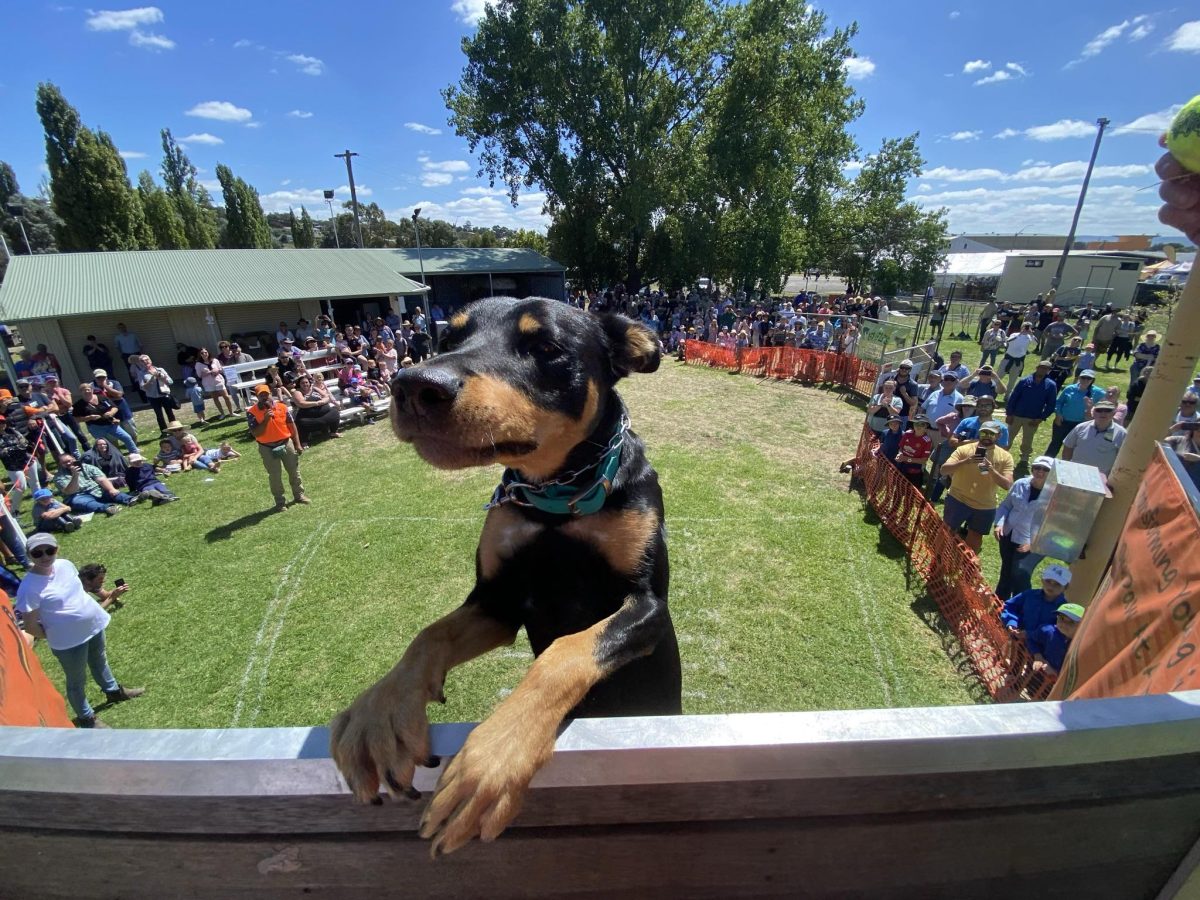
[330,296,682,856]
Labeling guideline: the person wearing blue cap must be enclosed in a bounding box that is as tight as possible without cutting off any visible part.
[31,488,80,534]
[1045,370,1105,458]
[1001,564,1073,648]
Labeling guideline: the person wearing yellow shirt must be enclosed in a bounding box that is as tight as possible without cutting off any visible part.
[939,420,1015,554]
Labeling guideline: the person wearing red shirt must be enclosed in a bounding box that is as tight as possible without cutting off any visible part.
[895,417,933,489]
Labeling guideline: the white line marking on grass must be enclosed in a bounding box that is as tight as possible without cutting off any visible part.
[838,518,899,706]
[230,524,332,727]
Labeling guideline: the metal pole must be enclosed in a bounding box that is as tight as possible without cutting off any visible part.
[1051,117,1109,289]
[334,150,363,249]
[324,199,340,249]
[1068,262,1200,604]
[14,218,31,254]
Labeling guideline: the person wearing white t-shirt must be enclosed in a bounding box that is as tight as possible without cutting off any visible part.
[14,533,144,727]
[1001,323,1038,393]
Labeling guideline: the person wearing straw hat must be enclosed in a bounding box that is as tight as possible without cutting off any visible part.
[14,532,145,728]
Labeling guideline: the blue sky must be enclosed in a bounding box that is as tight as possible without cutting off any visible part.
[1,2,1197,240]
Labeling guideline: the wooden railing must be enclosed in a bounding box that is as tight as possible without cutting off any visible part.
[2,692,1199,898]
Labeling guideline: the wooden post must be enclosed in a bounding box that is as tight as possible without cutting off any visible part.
[1069,269,1200,603]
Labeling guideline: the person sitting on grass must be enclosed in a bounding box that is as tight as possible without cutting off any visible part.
[52,452,140,516]
[894,416,933,489]
[78,562,131,611]
[156,439,185,474]
[164,422,221,473]
[184,377,207,425]
[124,454,178,505]
[217,441,241,462]
[1000,564,1072,647]
[1026,602,1084,678]
[31,487,80,533]
[81,439,127,489]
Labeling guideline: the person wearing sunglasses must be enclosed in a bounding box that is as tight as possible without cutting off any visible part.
[13,533,145,728]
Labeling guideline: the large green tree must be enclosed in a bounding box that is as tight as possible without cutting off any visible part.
[137,171,187,249]
[292,206,316,248]
[0,162,61,279]
[215,164,272,248]
[35,82,152,251]
[446,0,863,292]
[830,135,948,294]
[161,129,218,249]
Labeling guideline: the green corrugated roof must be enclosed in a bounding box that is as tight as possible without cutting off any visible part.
[361,247,565,276]
[0,249,429,322]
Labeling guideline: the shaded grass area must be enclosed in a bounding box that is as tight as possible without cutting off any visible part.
[25,363,980,728]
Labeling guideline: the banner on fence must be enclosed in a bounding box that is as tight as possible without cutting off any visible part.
[1050,446,1200,699]
[0,595,73,728]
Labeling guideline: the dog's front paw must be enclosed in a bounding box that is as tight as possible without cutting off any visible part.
[419,704,556,856]
[330,672,433,804]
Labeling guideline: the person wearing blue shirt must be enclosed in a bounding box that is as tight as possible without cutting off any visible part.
[1001,565,1072,644]
[1045,370,1105,458]
[921,374,964,423]
[1005,360,1058,466]
[879,416,904,462]
[992,456,1053,600]
[955,397,1010,448]
[1027,603,1084,675]
[805,325,830,351]
[935,350,970,383]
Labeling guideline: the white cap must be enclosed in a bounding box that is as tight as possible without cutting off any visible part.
[26,532,59,551]
[1032,456,1055,470]
[899,358,914,367]
[1042,564,1072,586]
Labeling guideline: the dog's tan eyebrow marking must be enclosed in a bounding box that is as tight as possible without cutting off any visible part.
[450,312,470,329]
[517,312,542,335]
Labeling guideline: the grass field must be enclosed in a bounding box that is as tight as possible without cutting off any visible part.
[23,360,983,729]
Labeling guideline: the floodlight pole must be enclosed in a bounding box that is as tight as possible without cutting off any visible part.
[323,192,340,249]
[1051,117,1109,290]
[334,150,364,248]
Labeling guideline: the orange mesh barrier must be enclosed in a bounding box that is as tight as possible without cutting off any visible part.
[682,339,1051,700]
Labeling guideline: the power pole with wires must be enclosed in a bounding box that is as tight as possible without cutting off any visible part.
[334,149,364,248]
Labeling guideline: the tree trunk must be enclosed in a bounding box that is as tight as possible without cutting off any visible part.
[625,231,642,295]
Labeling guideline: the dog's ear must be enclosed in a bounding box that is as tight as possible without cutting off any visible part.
[602,315,661,378]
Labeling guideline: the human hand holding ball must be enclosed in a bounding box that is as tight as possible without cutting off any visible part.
[1158,95,1200,244]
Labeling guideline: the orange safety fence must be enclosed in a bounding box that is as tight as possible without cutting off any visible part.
[682,338,1051,700]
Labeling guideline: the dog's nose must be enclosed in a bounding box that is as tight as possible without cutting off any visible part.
[391,367,461,416]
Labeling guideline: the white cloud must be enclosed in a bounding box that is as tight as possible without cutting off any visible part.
[994,127,1020,139]
[974,70,1012,85]
[451,0,492,25]
[280,179,291,186]
[1066,16,1154,67]
[949,10,960,19]
[842,160,864,173]
[843,56,876,80]
[962,59,990,74]
[287,110,314,119]
[1024,119,1097,141]
[257,185,373,214]
[405,122,443,135]
[244,122,263,129]
[924,166,1005,182]
[917,183,932,192]
[1166,21,1200,52]
[128,30,173,49]
[119,150,147,159]
[421,172,455,187]
[1112,104,1184,136]
[186,100,253,122]
[460,186,507,196]
[179,132,224,146]
[913,182,1162,235]
[1129,21,1153,41]
[421,158,470,173]
[1005,61,1027,75]
[233,38,253,48]
[948,130,981,142]
[85,6,162,30]
[388,189,549,231]
[286,53,324,75]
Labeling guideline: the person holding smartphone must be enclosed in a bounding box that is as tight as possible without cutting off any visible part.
[246,384,309,513]
[938,421,1015,554]
[78,563,130,611]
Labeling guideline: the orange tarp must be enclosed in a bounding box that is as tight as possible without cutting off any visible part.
[0,592,74,727]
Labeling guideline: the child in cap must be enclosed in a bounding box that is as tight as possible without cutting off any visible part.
[1027,602,1084,676]
[184,376,207,425]
[879,415,904,463]
[31,487,81,533]
[1001,563,1072,645]
[895,417,933,488]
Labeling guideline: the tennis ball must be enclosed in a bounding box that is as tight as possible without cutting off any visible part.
[1166,94,1200,173]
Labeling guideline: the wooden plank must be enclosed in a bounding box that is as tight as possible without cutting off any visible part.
[2,753,1198,836]
[2,794,1195,899]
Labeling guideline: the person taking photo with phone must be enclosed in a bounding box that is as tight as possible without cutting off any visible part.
[938,421,1015,555]
[246,384,309,513]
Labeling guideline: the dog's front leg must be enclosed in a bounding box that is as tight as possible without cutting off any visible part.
[420,591,671,856]
[330,602,517,803]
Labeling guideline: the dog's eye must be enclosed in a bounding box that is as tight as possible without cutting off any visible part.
[526,339,563,360]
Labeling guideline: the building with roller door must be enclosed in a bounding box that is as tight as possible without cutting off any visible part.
[0,246,566,392]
